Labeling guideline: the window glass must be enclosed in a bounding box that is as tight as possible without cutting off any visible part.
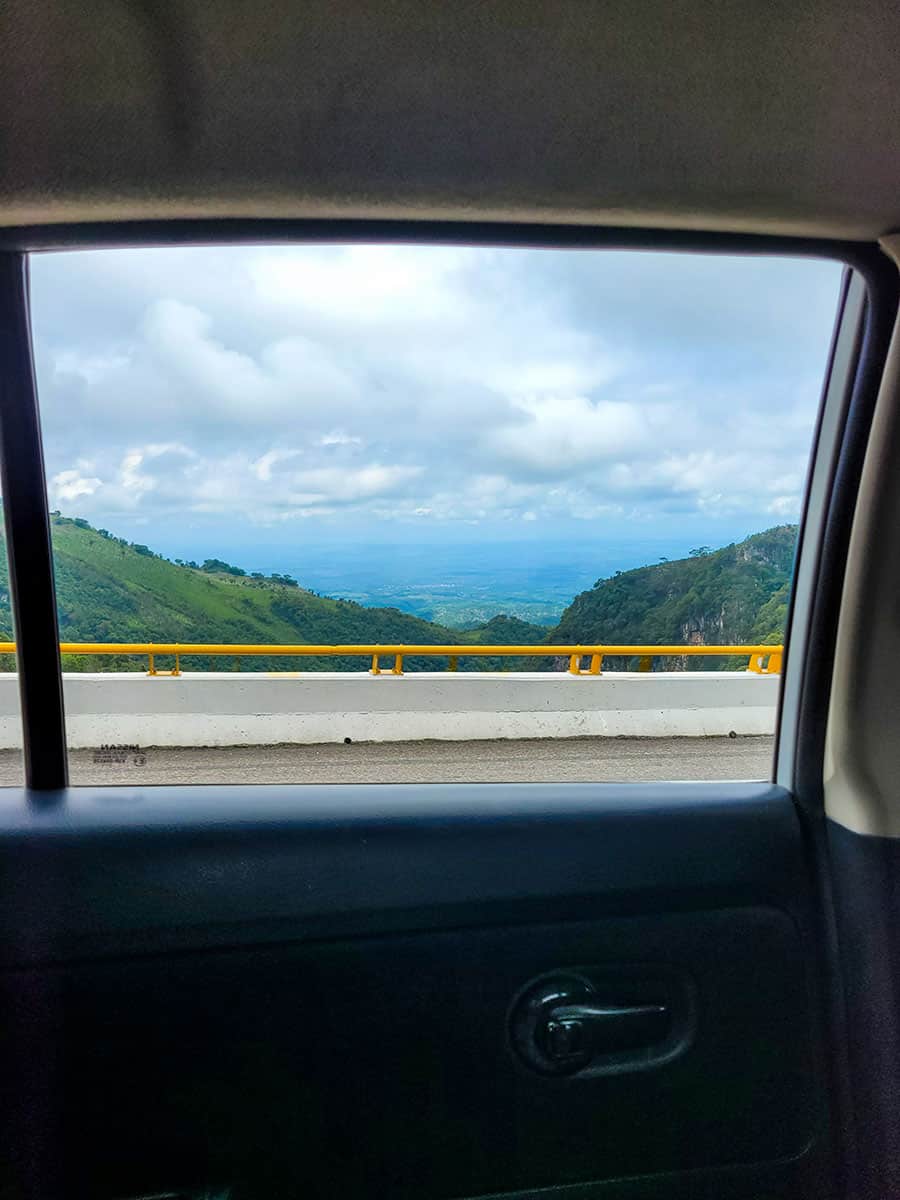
[28,246,842,785]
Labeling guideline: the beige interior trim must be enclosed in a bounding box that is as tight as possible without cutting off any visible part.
[879,236,900,269]
[825,267,900,836]
[2,1,900,238]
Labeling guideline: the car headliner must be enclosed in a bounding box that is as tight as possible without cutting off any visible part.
[1,0,898,241]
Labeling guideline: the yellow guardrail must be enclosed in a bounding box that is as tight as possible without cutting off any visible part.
[0,642,783,676]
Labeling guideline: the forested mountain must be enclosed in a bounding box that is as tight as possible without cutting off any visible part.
[550,526,796,654]
[462,614,549,643]
[0,516,796,672]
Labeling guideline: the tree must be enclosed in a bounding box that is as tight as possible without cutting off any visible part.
[202,558,245,577]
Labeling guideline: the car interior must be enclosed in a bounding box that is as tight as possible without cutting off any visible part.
[2,3,900,1198]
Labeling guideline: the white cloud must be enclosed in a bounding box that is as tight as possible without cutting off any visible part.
[253,449,303,482]
[767,494,802,516]
[50,468,102,504]
[54,349,130,386]
[489,395,659,477]
[142,300,270,407]
[248,245,468,325]
[285,464,423,505]
[318,430,362,447]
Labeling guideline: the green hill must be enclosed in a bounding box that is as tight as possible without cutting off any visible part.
[459,614,549,643]
[549,525,796,668]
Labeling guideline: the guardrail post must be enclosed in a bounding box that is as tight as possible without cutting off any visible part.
[766,651,783,674]
[147,652,156,676]
[449,656,458,672]
[638,655,652,672]
[569,654,581,676]
[173,652,181,677]
[370,654,380,675]
[747,653,763,674]
[392,654,403,675]
[589,654,603,675]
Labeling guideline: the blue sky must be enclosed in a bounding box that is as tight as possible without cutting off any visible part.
[27,244,842,564]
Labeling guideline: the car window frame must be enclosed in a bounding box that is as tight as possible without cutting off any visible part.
[0,220,894,799]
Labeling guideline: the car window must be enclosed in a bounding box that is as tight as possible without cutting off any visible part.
[22,244,842,786]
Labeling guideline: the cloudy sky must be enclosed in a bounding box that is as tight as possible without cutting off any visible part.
[28,243,842,564]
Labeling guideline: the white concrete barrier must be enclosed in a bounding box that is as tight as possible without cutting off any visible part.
[0,671,778,749]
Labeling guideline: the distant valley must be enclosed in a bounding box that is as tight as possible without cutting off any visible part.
[236,537,701,628]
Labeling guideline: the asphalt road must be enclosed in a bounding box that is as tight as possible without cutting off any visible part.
[0,735,774,786]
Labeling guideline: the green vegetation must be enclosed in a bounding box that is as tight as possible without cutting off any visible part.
[0,517,798,673]
[549,525,796,669]
[459,614,549,643]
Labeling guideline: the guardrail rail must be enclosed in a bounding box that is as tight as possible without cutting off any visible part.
[0,642,784,677]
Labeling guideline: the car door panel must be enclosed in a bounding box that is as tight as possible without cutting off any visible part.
[0,784,829,1199]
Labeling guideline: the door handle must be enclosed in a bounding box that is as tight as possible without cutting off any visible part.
[510,973,674,1076]
[540,1002,669,1065]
